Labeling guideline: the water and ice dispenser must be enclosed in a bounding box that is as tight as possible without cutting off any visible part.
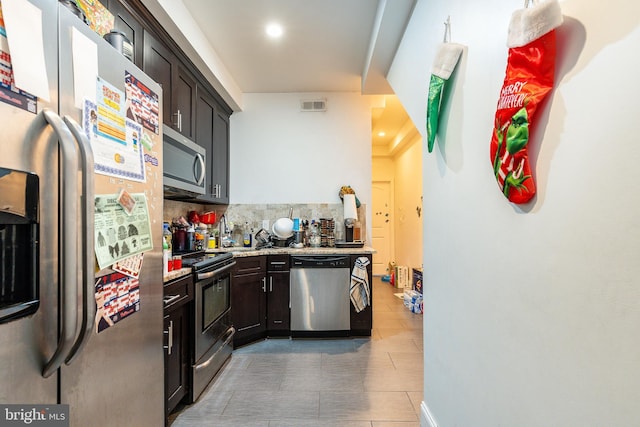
[0,167,39,323]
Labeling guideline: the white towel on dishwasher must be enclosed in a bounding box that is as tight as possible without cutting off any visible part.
[350,256,371,313]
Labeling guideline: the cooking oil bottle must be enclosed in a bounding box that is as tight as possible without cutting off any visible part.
[243,222,252,247]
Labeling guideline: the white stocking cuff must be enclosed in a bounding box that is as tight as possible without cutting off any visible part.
[507,0,563,47]
[431,42,464,80]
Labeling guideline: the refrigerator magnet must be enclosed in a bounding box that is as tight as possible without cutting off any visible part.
[116,188,136,215]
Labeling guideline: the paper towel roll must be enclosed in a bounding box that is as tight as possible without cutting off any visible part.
[343,194,358,220]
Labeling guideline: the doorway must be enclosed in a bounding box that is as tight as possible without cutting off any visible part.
[371,181,393,276]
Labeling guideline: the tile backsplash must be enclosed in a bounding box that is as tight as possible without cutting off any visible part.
[163,200,366,242]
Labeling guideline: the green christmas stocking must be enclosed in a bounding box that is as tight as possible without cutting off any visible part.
[426,41,464,152]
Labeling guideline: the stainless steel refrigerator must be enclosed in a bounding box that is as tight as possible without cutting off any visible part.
[0,1,164,425]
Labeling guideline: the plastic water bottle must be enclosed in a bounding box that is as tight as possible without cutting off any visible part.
[162,223,172,251]
[162,238,170,275]
[162,223,172,275]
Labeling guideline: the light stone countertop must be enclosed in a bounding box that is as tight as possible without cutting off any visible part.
[163,267,192,283]
[163,246,376,283]
[205,245,376,257]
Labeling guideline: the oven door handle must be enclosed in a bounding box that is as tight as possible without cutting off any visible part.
[194,326,236,371]
[196,261,236,281]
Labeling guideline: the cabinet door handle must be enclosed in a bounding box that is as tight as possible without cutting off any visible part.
[262,277,266,293]
[163,294,181,306]
[269,277,273,292]
[172,111,180,130]
[178,110,182,132]
[164,320,173,355]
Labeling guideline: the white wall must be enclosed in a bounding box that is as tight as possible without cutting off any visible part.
[229,92,373,226]
[388,0,640,426]
[393,137,423,271]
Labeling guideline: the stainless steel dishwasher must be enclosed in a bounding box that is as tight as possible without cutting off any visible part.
[290,255,351,337]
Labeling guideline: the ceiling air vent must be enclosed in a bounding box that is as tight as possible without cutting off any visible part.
[300,99,327,112]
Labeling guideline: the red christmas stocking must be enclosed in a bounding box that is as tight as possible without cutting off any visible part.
[490,0,562,204]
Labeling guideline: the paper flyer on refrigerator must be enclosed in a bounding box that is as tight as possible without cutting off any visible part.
[125,70,159,135]
[94,271,140,333]
[84,99,146,181]
[94,193,153,270]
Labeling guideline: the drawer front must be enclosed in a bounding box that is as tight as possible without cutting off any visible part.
[164,274,194,311]
[267,254,289,272]
[234,255,266,276]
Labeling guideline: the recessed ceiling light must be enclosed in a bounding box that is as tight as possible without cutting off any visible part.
[378,131,386,137]
[265,23,284,38]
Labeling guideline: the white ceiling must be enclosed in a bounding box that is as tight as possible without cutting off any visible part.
[164,0,419,154]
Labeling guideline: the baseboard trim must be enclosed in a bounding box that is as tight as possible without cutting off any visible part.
[421,400,438,427]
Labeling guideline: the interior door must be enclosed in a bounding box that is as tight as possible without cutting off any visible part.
[372,181,392,275]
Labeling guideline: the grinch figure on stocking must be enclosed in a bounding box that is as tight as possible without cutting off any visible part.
[490,0,563,204]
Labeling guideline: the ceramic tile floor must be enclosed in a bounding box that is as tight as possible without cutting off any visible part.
[169,277,423,427]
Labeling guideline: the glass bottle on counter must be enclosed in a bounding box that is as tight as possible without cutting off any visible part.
[208,226,217,249]
[232,224,243,247]
[243,222,252,248]
[186,225,195,251]
[353,220,362,241]
[195,225,207,251]
[309,221,321,247]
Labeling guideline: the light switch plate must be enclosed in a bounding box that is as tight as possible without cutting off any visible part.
[262,220,269,230]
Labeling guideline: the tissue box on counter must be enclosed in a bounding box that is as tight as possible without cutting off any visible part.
[403,290,423,314]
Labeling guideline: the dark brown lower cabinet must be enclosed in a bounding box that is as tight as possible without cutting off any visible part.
[231,253,372,348]
[163,274,194,417]
[267,255,290,336]
[350,254,373,336]
[231,256,267,348]
[164,306,189,415]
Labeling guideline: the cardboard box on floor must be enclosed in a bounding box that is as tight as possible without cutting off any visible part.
[412,268,423,294]
[395,265,409,289]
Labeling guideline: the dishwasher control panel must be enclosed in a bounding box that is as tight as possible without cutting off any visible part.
[290,255,350,268]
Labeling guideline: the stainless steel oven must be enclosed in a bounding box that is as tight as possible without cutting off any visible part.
[185,252,236,402]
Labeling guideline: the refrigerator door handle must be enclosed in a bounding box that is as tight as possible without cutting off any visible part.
[42,109,79,378]
[62,116,96,365]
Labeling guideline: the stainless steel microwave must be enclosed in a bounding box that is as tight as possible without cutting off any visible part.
[163,126,206,197]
